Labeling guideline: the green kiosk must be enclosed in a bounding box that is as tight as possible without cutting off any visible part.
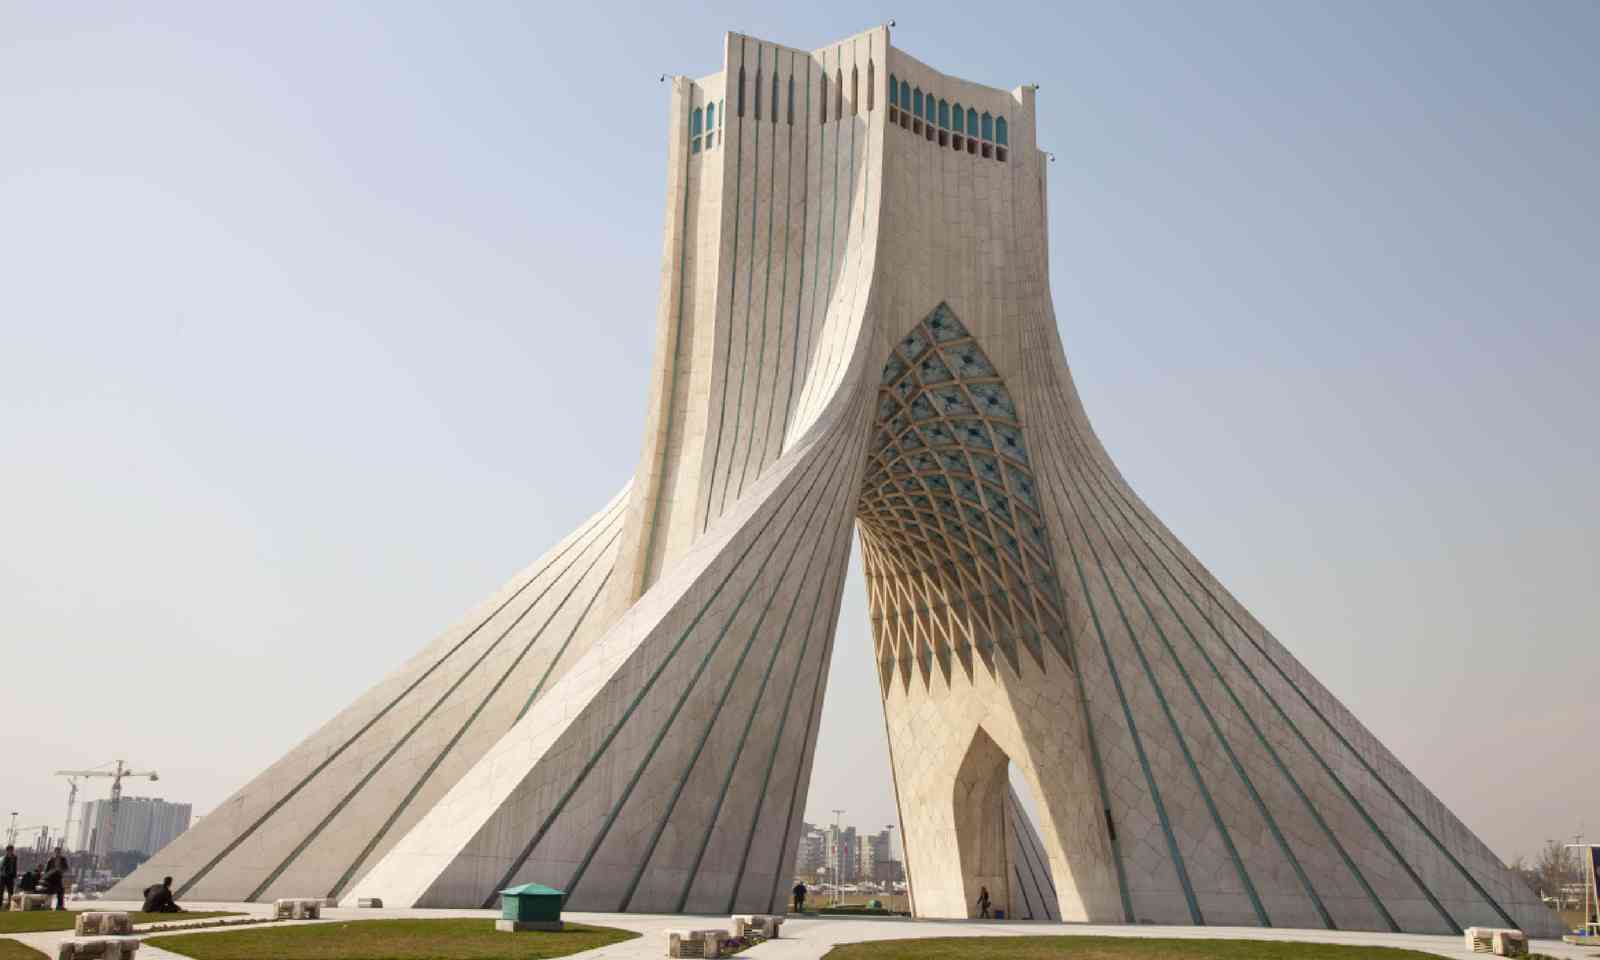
[496,883,565,932]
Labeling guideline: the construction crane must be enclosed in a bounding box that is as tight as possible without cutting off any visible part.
[54,761,158,864]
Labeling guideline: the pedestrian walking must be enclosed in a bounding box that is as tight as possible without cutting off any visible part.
[792,880,807,913]
[42,847,69,910]
[1,845,17,904]
[976,885,991,919]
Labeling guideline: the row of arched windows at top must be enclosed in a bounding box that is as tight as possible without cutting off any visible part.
[887,73,1009,161]
[688,59,1010,164]
[690,98,724,154]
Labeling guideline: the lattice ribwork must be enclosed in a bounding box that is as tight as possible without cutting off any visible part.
[858,303,1070,693]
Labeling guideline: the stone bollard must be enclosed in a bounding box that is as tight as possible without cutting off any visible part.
[665,928,735,958]
[56,937,141,960]
[1464,927,1528,957]
[73,913,133,936]
[9,893,52,911]
[1492,930,1528,958]
[732,914,782,939]
[273,897,323,920]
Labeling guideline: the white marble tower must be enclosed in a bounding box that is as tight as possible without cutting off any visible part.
[113,27,1557,937]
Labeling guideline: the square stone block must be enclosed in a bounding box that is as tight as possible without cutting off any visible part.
[56,937,141,960]
[1464,927,1527,956]
[9,893,52,911]
[731,914,781,938]
[74,913,133,936]
[666,928,735,958]
[273,898,322,920]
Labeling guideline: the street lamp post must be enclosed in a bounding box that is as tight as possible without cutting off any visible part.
[832,809,845,907]
[885,824,898,911]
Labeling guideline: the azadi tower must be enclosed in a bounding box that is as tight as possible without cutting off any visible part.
[117,26,1556,936]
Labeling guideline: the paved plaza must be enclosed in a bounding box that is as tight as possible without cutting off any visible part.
[7,903,1594,960]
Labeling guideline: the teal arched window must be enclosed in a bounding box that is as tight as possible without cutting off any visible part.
[889,74,898,107]
[952,103,964,133]
[706,102,715,131]
[691,107,703,136]
[913,87,922,118]
[938,99,949,129]
[967,107,978,134]
[981,111,993,140]
[900,80,910,111]
[995,116,1008,145]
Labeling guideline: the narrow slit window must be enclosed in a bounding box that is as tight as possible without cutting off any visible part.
[754,69,762,120]
[834,68,842,120]
[787,74,795,125]
[738,67,746,117]
[771,70,779,125]
[851,65,859,115]
[867,60,875,111]
[820,71,828,123]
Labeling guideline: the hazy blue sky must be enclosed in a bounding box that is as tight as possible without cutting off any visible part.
[2,1,1595,868]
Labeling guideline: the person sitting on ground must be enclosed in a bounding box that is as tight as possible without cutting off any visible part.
[792,880,807,913]
[141,876,184,913]
[18,867,39,893]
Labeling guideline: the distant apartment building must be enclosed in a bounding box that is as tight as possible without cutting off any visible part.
[75,797,192,857]
[795,823,827,876]
[854,829,905,884]
[825,825,859,883]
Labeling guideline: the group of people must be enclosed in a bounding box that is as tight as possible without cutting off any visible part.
[2,845,72,910]
[0,844,183,914]
[788,879,996,919]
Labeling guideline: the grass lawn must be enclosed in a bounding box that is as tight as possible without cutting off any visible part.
[0,940,44,960]
[821,936,1454,959]
[0,911,238,934]
[146,918,638,959]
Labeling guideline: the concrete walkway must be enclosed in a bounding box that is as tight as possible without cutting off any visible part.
[6,902,1594,960]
